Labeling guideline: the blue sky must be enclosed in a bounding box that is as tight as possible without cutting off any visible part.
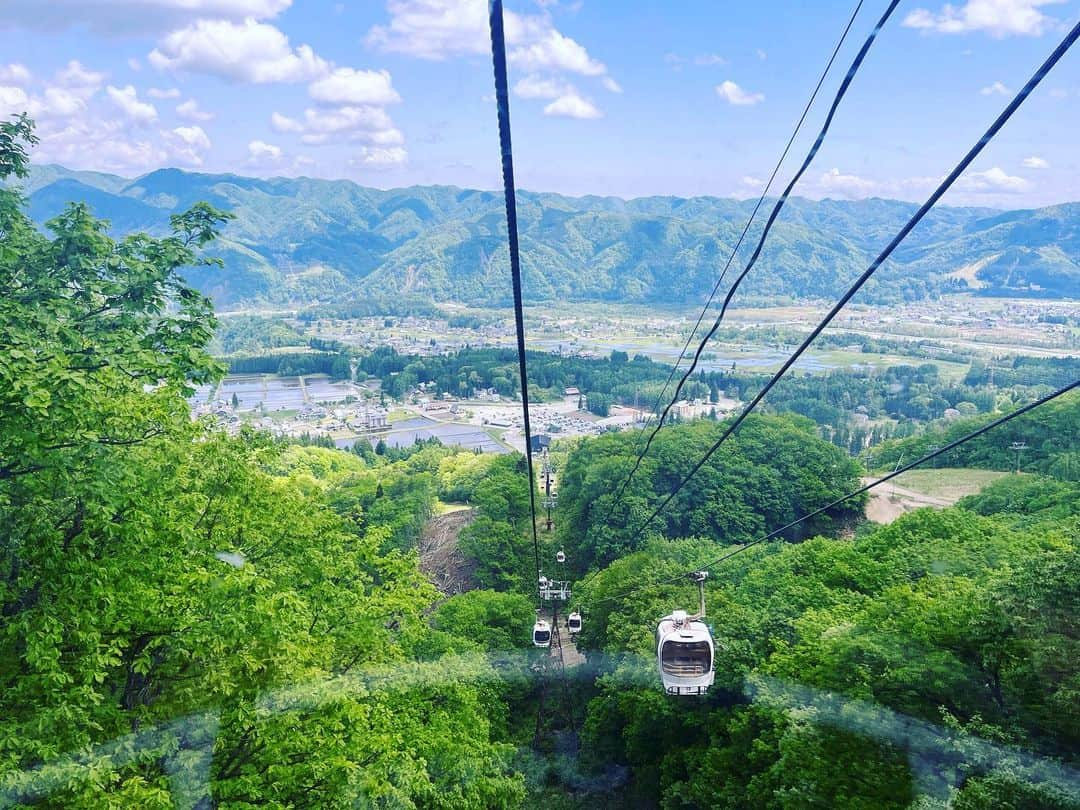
[0,0,1077,207]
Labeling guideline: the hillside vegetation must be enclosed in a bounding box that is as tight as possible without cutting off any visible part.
[18,163,1080,308]
[3,118,1077,809]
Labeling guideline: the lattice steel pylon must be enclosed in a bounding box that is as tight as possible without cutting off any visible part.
[541,449,556,531]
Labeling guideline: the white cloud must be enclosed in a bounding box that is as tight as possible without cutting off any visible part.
[716,80,764,106]
[0,85,30,110]
[34,117,166,174]
[365,127,405,145]
[741,175,764,187]
[19,61,107,121]
[1022,155,1050,169]
[148,86,181,99]
[305,105,396,134]
[513,75,570,99]
[128,57,142,72]
[957,166,1031,192]
[980,80,1010,95]
[367,0,615,84]
[30,87,89,118]
[57,60,106,90]
[0,0,292,33]
[756,49,768,61]
[172,124,210,149]
[247,139,283,163]
[902,0,1062,37]
[11,65,209,175]
[753,164,1042,204]
[819,167,879,198]
[176,98,214,121]
[694,53,727,66]
[601,76,622,93]
[366,0,489,59]
[0,64,31,85]
[164,124,211,166]
[353,145,408,167]
[510,29,606,76]
[271,111,304,132]
[272,105,404,146]
[105,84,158,124]
[543,93,602,119]
[308,67,401,105]
[149,19,329,84]
[812,169,946,200]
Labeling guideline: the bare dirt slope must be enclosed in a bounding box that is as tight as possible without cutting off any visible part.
[863,480,953,524]
[419,507,477,594]
[861,469,1007,524]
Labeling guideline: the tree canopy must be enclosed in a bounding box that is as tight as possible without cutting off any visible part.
[0,119,524,808]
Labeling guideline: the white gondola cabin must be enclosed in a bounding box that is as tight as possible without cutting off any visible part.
[532,619,551,648]
[655,610,714,695]
[567,611,582,634]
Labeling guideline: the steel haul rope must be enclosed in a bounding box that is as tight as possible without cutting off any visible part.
[590,380,1079,608]
[488,0,544,605]
[611,0,902,507]
[618,18,1080,551]
[606,0,871,517]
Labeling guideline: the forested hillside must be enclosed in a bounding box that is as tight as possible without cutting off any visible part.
[3,118,1077,808]
[571,502,1078,808]
[0,119,526,807]
[17,163,1080,308]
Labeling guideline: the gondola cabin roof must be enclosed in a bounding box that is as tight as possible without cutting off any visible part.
[533,619,552,648]
[656,612,714,696]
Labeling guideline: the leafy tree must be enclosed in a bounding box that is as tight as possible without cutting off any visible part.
[0,120,524,808]
[574,505,1078,809]
[586,392,612,417]
[432,590,535,652]
[557,414,863,574]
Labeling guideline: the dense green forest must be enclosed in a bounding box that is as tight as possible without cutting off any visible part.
[0,120,526,807]
[570,500,1078,808]
[19,163,1080,309]
[556,416,865,572]
[869,393,1079,478]
[3,119,1077,808]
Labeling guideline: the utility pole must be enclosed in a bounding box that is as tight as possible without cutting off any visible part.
[1011,441,1028,474]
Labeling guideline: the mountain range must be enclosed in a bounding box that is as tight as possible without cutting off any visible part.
[17,164,1080,309]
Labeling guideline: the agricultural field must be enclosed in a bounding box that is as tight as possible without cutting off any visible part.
[285,294,1077,380]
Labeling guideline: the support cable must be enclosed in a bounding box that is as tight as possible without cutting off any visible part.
[610,0,901,506]
[488,0,543,605]
[606,0,870,514]
[590,380,1078,608]
[618,20,1080,551]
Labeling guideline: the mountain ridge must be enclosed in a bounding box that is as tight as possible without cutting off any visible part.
[18,163,1080,307]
